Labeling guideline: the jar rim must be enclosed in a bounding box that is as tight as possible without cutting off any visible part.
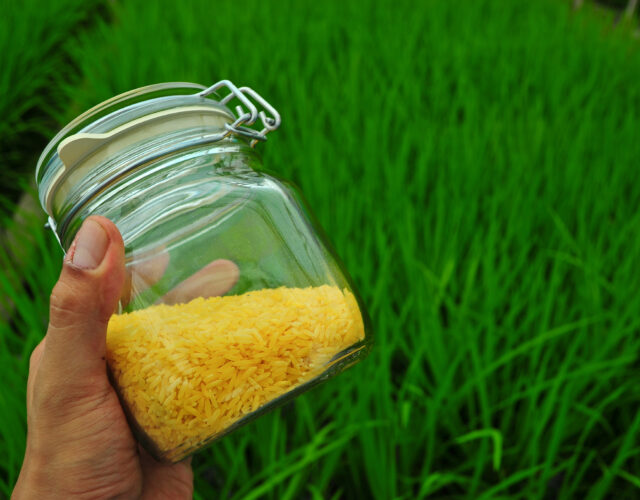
[35,82,209,183]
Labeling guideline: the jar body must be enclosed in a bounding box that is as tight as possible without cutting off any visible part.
[36,82,371,462]
[78,142,371,461]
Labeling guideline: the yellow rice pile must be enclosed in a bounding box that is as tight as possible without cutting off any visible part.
[106,285,365,461]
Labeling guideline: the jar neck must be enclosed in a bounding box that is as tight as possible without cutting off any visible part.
[54,139,262,251]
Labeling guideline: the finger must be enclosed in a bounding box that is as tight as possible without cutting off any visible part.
[121,248,170,307]
[132,249,170,296]
[26,339,46,411]
[41,216,125,382]
[161,259,239,305]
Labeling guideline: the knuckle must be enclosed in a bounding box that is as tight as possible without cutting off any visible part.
[48,280,88,329]
[29,341,45,371]
[49,270,116,327]
[50,278,79,309]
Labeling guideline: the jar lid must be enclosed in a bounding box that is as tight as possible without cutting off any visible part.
[36,82,208,184]
[36,80,281,238]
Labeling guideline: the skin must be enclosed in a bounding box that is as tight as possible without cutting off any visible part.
[12,216,239,499]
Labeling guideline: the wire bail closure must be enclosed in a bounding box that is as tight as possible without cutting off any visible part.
[198,80,281,147]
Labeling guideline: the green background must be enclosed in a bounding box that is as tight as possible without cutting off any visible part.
[1,0,640,498]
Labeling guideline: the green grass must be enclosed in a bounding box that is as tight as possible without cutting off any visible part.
[2,0,640,498]
[0,0,101,210]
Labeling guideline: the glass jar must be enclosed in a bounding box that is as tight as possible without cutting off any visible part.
[35,80,371,462]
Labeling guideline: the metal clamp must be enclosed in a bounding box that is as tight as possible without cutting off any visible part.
[198,80,281,147]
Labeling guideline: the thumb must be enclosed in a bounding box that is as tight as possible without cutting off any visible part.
[42,216,125,381]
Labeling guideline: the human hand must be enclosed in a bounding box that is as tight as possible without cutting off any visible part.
[12,216,197,499]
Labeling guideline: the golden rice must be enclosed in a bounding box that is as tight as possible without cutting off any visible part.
[106,285,365,461]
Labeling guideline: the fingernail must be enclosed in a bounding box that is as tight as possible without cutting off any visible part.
[71,219,109,269]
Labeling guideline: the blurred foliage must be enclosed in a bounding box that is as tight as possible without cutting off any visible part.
[0,0,101,211]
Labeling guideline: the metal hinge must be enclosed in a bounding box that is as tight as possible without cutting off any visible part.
[198,80,281,147]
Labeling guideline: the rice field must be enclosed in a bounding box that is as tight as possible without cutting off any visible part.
[1,0,640,498]
[0,0,101,211]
